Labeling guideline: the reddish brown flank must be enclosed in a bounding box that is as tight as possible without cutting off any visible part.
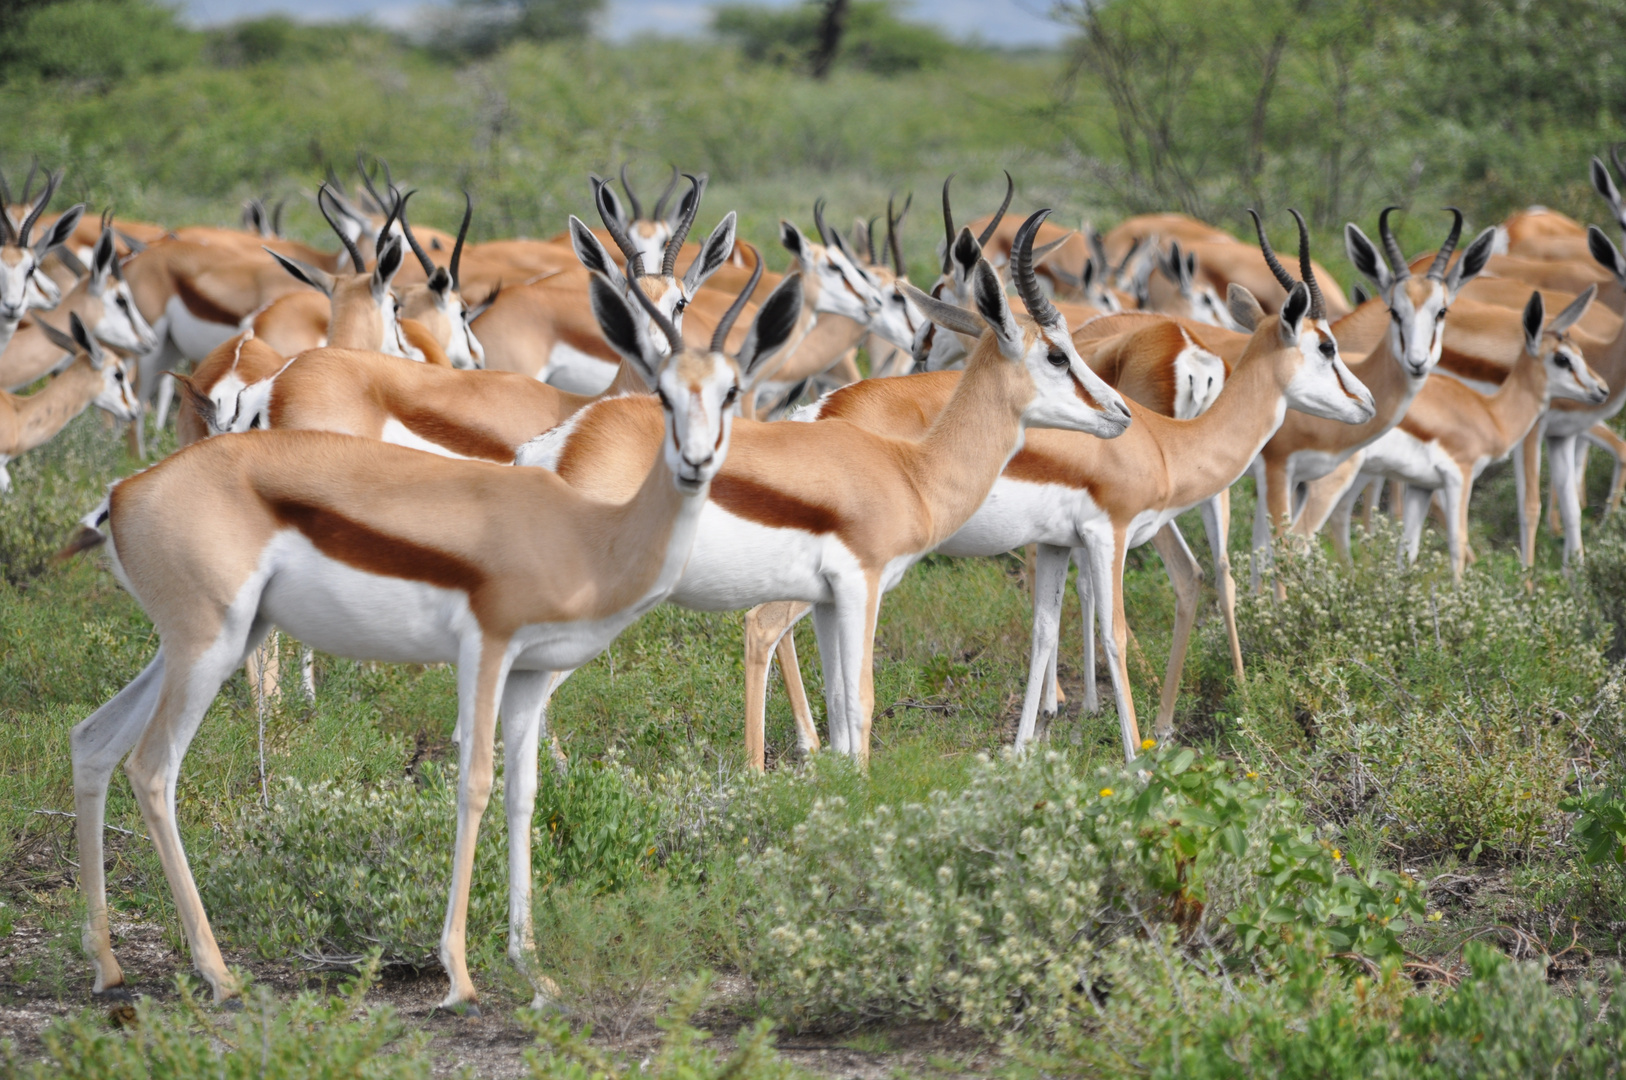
[268,498,486,594]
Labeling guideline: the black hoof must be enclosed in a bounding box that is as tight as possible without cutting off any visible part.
[432,1002,481,1019]
[93,985,133,1002]
[219,997,245,1013]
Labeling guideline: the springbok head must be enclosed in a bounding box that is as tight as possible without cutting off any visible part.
[266,184,407,354]
[1521,287,1609,407]
[398,190,484,369]
[81,219,158,354]
[0,171,83,325]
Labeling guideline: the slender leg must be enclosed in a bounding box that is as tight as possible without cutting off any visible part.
[1290,454,1362,540]
[776,633,819,755]
[120,612,269,1003]
[437,636,511,1012]
[1199,490,1243,682]
[1074,547,1100,714]
[743,601,815,771]
[811,601,847,756]
[299,647,316,702]
[1515,426,1543,567]
[1589,424,1626,516]
[851,575,884,765]
[1401,485,1431,565]
[1444,467,1470,583]
[153,373,177,432]
[1023,544,1066,709]
[1150,524,1200,741]
[1327,475,1365,563]
[1265,460,1293,600]
[1249,460,1275,593]
[1015,543,1071,751]
[497,669,560,1010]
[72,654,169,996]
[1357,475,1382,531]
[1551,433,1586,565]
[1087,529,1141,761]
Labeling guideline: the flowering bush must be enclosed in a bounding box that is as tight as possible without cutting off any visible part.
[740,745,1420,1033]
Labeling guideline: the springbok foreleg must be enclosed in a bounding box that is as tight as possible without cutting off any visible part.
[437,636,511,1014]
[1014,543,1071,751]
[1514,426,1543,567]
[1073,547,1099,715]
[72,652,168,997]
[1327,476,1364,564]
[497,669,562,1010]
[1444,467,1470,583]
[743,601,816,771]
[1086,529,1141,761]
[1200,490,1242,682]
[1586,423,1626,517]
[1550,433,1586,566]
[1400,485,1431,565]
[1150,523,1200,742]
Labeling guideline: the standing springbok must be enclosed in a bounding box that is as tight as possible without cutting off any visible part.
[66,265,804,1014]
[0,174,84,353]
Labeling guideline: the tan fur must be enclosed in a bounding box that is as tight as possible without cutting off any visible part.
[2,277,113,390]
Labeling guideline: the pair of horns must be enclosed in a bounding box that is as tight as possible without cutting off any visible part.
[619,233,761,357]
[1010,208,1061,328]
[1,168,60,248]
[618,163,686,225]
[594,172,703,280]
[940,171,1014,273]
[397,188,474,292]
[1374,205,1464,284]
[317,180,400,273]
[1249,207,1328,320]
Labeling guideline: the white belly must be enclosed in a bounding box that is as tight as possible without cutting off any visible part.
[164,296,240,362]
[668,503,853,611]
[541,342,619,395]
[936,478,1099,557]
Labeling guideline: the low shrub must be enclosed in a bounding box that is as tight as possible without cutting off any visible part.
[741,744,1422,1034]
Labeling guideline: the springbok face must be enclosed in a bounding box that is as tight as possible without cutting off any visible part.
[1345,207,1495,379]
[1523,287,1610,406]
[587,256,805,493]
[84,229,158,353]
[1280,297,1375,424]
[1,179,83,324]
[50,312,140,421]
[858,264,924,351]
[780,220,883,323]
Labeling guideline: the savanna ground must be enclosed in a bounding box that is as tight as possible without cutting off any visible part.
[7,3,1626,1075]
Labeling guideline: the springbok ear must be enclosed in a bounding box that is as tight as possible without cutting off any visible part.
[587,270,660,387]
[596,179,628,227]
[569,215,625,290]
[372,237,404,297]
[35,316,75,354]
[1184,250,1198,290]
[900,281,985,339]
[779,220,808,264]
[1228,283,1264,331]
[1593,157,1624,214]
[683,211,737,294]
[738,271,804,382]
[1344,223,1391,293]
[265,247,335,296]
[1589,225,1626,282]
[1446,227,1497,296]
[1522,291,1545,356]
[91,227,116,283]
[971,259,1021,359]
[1351,280,1372,306]
[1550,283,1597,336]
[68,312,105,369]
[1278,282,1311,345]
[38,204,85,256]
[172,372,217,434]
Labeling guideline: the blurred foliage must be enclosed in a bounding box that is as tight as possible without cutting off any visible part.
[0,0,197,87]
[712,0,956,76]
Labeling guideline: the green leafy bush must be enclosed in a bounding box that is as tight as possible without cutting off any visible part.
[741,745,1420,1033]
[3,956,431,1079]
[1585,512,1626,662]
[0,410,133,585]
[711,1,955,75]
[0,0,197,86]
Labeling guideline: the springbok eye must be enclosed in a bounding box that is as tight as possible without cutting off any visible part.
[1557,353,1571,368]
[723,385,740,406]
[1318,339,1336,358]
[1047,348,1069,368]
[114,370,124,381]
[657,388,673,411]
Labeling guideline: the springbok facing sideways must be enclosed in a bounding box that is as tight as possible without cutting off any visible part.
[67,265,804,1015]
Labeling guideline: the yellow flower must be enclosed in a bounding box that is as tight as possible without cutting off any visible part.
[1332,849,1342,861]
[1246,771,1258,780]
[1141,738,1157,751]
[1099,788,1114,798]
[1428,911,1443,922]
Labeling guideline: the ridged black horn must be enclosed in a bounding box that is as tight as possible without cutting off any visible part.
[450,191,472,292]
[1378,206,1410,279]
[711,250,763,353]
[976,170,1014,246]
[661,174,702,279]
[317,184,366,272]
[887,191,911,279]
[627,273,684,354]
[1248,209,1297,294]
[18,169,58,248]
[595,177,645,278]
[940,173,956,273]
[1287,208,1326,320]
[1426,207,1463,282]
[619,163,643,222]
[1013,208,1060,327]
[395,190,436,275]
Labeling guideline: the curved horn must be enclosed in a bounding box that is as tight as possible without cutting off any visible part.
[1287,208,1326,320]
[887,191,910,279]
[19,160,39,208]
[1377,206,1410,278]
[1613,143,1626,184]
[271,196,287,238]
[1247,208,1297,294]
[375,184,405,253]
[1426,206,1464,282]
[356,151,391,215]
[627,273,684,354]
[1013,208,1061,327]
[940,173,956,273]
[619,163,643,222]
[651,164,681,223]
[18,170,59,248]
[317,184,366,272]
[863,216,880,264]
[395,189,436,275]
[661,173,702,279]
[450,190,472,293]
[976,169,1014,245]
[594,177,645,278]
[813,197,834,248]
[711,249,763,353]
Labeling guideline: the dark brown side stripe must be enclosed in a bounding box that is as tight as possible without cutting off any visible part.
[711,474,842,534]
[269,498,484,593]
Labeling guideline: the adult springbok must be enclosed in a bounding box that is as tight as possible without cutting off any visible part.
[0,174,83,353]
[1,314,138,491]
[66,264,804,1015]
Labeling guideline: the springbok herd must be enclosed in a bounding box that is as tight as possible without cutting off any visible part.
[6,149,1626,1012]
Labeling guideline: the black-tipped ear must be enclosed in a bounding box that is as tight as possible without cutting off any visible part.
[779,221,806,261]
[569,215,619,281]
[1228,283,1263,332]
[684,211,737,294]
[971,258,1021,358]
[1589,225,1626,280]
[1447,227,1496,294]
[35,316,75,354]
[373,237,404,290]
[1351,280,1371,306]
[1594,157,1623,207]
[587,271,659,386]
[69,311,105,368]
[1184,250,1197,288]
[1278,282,1310,345]
[265,247,335,296]
[1522,291,1545,355]
[92,228,116,280]
[1344,223,1382,284]
[597,181,627,227]
[1551,283,1597,336]
[952,226,981,277]
[739,272,804,379]
[40,204,85,255]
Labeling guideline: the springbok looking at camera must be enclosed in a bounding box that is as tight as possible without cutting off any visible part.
[0,174,84,353]
[66,264,804,1016]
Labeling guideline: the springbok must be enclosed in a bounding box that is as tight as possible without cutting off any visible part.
[0,174,84,353]
[65,264,803,1015]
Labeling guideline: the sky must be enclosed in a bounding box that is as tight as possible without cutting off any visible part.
[179,0,1062,48]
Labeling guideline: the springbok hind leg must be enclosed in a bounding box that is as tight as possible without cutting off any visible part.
[1150,524,1201,743]
[1200,490,1242,682]
[498,669,564,1011]
[743,601,816,771]
[1014,543,1071,751]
